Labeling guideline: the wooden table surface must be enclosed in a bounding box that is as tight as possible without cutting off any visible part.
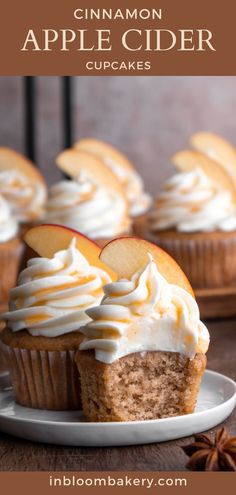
[0,318,235,472]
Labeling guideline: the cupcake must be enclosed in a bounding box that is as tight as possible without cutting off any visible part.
[0,195,24,305]
[76,237,209,422]
[48,148,131,247]
[0,224,114,410]
[74,138,152,218]
[0,147,47,235]
[135,148,236,290]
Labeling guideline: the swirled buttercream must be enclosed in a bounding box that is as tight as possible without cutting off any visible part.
[2,238,111,337]
[149,168,236,233]
[45,172,130,239]
[104,156,152,217]
[0,195,19,243]
[0,170,46,223]
[80,255,209,363]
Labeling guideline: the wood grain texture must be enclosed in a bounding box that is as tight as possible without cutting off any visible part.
[196,287,236,319]
[0,319,235,472]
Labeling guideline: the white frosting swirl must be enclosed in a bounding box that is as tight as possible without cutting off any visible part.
[80,255,209,363]
[104,156,152,217]
[149,168,236,232]
[46,173,130,239]
[0,170,46,223]
[2,238,111,337]
[0,195,19,243]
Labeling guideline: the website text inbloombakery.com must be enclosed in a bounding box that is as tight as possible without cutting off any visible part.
[49,474,188,489]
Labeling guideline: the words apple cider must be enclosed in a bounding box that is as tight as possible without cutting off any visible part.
[21,29,216,52]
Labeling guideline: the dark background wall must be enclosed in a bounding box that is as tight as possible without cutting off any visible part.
[1,76,236,194]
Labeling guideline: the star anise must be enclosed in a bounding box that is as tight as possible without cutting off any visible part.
[182,428,236,471]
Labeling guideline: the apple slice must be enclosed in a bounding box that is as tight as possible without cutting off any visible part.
[172,150,236,202]
[74,138,134,172]
[100,237,194,296]
[190,132,236,172]
[0,147,46,187]
[24,224,116,280]
[56,148,125,197]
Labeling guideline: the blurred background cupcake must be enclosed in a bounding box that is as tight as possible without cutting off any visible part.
[0,148,47,237]
[74,138,152,219]
[135,140,236,291]
[45,148,131,247]
[0,148,48,271]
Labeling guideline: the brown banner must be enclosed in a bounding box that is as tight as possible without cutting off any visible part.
[0,471,235,494]
[0,0,236,75]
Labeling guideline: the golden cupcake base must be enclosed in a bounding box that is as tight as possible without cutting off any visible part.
[76,350,206,422]
[134,219,236,289]
[0,328,83,410]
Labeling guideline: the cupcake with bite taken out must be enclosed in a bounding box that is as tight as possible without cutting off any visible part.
[76,237,209,422]
[0,224,115,410]
[46,148,131,247]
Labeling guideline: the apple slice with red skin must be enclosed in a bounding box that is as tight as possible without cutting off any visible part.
[74,138,134,172]
[171,149,236,203]
[24,224,116,281]
[0,147,46,188]
[190,132,236,173]
[56,148,125,198]
[100,237,194,296]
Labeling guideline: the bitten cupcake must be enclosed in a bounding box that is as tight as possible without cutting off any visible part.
[134,149,236,290]
[0,224,115,410]
[76,237,209,422]
[0,147,47,235]
[0,195,24,306]
[74,138,152,218]
[47,148,131,247]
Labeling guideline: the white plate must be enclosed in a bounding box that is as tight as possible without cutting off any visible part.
[0,370,235,447]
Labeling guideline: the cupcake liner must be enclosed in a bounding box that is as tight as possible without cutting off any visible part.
[0,321,8,373]
[20,222,35,238]
[1,342,81,410]
[0,238,24,303]
[0,347,8,374]
[134,217,236,289]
